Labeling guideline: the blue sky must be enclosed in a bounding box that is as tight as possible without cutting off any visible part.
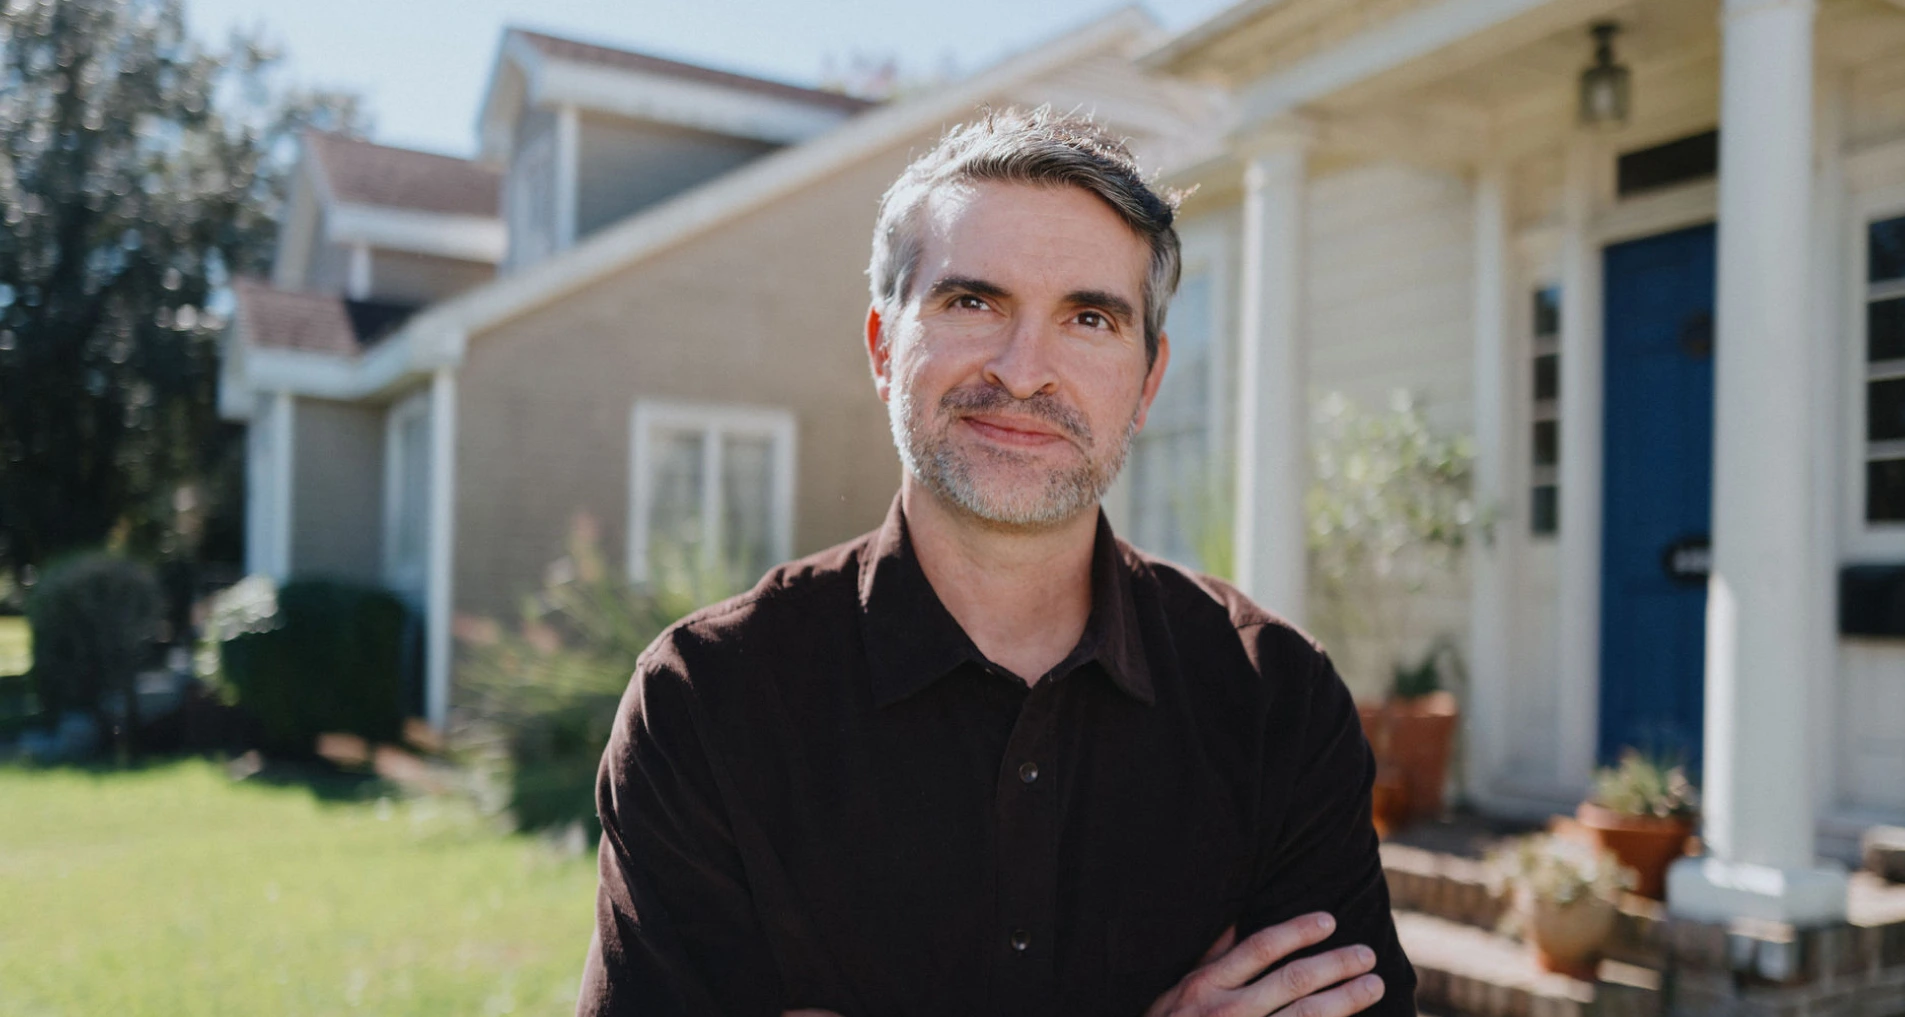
[182,0,1235,159]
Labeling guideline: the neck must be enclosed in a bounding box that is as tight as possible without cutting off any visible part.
[901,475,1098,685]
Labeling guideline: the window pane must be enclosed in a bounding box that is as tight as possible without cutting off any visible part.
[648,429,706,588]
[1129,427,1212,569]
[1872,216,1905,284]
[1870,296,1905,364]
[1533,353,1560,403]
[1152,272,1212,430]
[720,433,775,592]
[1532,420,1559,467]
[1870,458,1905,522]
[1531,484,1559,535]
[1868,378,1905,443]
[1533,287,1561,338]
[395,413,431,569]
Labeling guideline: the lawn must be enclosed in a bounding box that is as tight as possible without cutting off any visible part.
[0,759,600,1016]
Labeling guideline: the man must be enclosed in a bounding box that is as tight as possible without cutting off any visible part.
[578,107,1416,1016]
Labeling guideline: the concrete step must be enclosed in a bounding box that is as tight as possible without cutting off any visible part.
[1396,909,1662,1017]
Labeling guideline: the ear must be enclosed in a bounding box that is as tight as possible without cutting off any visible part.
[865,304,894,404]
[1130,331,1171,434]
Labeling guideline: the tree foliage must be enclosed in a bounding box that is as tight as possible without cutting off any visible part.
[0,0,362,576]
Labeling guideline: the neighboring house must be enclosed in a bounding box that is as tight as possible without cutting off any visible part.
[1140,0,1905,933]
[219,12,1219,732]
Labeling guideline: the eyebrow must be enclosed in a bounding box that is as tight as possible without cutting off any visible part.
[924,276,1138,328]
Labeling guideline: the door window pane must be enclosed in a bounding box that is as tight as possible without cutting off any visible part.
[1533,353,1560,402]
[1868,377,1905,444]
[1870,458,1905,522]
[1531,484,1559,535]
[1532,419,1559,468]
[1870,296,1905,364]
[1533,287,1561,337]
[1871,215,1905,283]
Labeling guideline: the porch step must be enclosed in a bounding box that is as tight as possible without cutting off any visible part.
[1397,909,1662,1017]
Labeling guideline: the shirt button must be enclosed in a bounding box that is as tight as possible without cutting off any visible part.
[1018,761,1039,784]
[1010,928,1032,952]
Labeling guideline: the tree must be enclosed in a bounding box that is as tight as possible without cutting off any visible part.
[0,0,362,580]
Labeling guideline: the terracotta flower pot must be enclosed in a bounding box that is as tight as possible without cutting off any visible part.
[1358,692,1459,834]
[1370,767,1410,840]
[1573,802,1694,900]
[1520,891,1618,980]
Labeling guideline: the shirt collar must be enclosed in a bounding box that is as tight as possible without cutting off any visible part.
[856,494,1155,708]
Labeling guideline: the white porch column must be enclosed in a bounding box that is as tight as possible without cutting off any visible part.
[1467,165,1513,797]
[424,368,458,731]
[1667,0,1847,926]
[1233,123,1312,622]
[1555,135,1603,792]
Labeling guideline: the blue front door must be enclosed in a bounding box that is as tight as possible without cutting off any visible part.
[1598,223,1716,770]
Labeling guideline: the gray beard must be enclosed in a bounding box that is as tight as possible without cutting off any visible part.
[888,379,1139,528]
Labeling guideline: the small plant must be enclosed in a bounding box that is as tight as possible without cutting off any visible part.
[25,551,163,754]
[1487,833,1633,907]
[1589,749,1700,820]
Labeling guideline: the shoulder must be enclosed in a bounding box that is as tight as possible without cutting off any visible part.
[627,533,870,702]
[1120,542,1331,681]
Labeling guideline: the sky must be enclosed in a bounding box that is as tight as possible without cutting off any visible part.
[181,0,1236,159]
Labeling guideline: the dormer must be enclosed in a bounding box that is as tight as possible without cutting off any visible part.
[273,132,506,306]
[475,28,874,271]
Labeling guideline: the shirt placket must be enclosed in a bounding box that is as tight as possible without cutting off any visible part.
[990,672,1062,1017]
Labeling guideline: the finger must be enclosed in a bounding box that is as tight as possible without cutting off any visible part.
[1199,924,1237,966]
[1244,944,1378,1014]
[1204,911,1336,989]
[1268,973,1385,1017]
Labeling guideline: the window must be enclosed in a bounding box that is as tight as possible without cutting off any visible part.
[1128,270,1222,569]
[1865,214,1905,523]
[1530,286,1561,536]
[629,401,795,596]
[1615,130,1719,199]
[382,389,432,602]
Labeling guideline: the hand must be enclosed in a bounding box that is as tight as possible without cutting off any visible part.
[1143,912,1385,1017]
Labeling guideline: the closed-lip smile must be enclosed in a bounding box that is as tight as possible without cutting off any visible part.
[961,413,1069,448]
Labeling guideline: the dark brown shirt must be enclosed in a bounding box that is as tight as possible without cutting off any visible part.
[579,496,1417,1016]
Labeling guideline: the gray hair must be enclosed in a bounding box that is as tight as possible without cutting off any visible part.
[867,106,1183,366]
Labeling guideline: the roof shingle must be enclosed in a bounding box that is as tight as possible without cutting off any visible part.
[232,278,420,356]
[513,29,877,115]
[306,132,502,219]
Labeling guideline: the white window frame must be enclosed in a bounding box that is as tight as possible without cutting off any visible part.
[1844,171,1905,559]
[382,386,433,600]
[626,400,796,587]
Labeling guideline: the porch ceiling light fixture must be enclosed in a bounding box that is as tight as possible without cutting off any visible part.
[1579,22,1632,129]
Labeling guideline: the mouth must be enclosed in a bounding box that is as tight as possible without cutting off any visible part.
[959,413,1072,449]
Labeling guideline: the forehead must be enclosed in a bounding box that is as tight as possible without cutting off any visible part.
[914,180,1149,298]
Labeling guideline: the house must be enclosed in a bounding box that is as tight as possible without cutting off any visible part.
[1138,0,1905,940]
[219,10,1220,731]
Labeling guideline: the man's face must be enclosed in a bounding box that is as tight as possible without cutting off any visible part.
[867,180,1169,529]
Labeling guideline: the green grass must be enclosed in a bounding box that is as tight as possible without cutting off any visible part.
[0,615,29,675]
[0,759,600,1016]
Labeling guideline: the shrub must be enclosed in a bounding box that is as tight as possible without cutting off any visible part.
[456,515,702,834]
[211,577,411,754]
[25,552,163,748]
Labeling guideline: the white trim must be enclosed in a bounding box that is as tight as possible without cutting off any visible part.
[388,9,1158,352]
[1590,180,1718,247]
[324,202,506,265]
[270,391,296,581]
[347,243,372,300]
[626,400,796,590]
[424,369,457,731]
[554,104,580,251]
[1809,70,1847,827]
[536,59,851,146]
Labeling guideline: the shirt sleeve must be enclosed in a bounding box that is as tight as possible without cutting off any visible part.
[576,650,784,1017]
[1236,635,1419,1017]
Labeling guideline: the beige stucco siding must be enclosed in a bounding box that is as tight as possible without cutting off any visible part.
[452,142,923,620]
[289,396,384,582]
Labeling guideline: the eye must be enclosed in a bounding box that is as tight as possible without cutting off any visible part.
[953,294,990,311]
[1075,310,1111,331]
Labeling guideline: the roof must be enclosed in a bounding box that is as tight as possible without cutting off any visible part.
[232,278,421,356]
[512,29,877,114]
[305,132,501,218]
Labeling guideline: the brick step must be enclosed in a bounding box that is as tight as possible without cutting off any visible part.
[1395,909,1663,1017]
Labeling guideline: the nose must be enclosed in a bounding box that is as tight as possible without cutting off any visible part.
[982,314,1059,400]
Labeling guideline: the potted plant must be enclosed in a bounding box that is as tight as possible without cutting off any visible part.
[1575,750,1699,900]
[1488,834,1633,979]
[1308,391,1479,833]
